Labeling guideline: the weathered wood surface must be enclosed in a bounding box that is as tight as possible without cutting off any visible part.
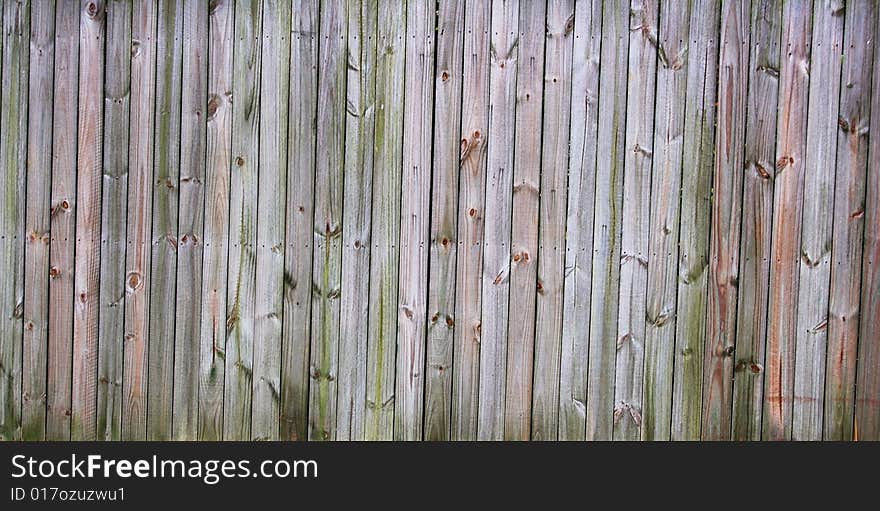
[2,0,878,441]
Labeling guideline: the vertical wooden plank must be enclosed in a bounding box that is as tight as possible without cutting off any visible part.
[825,1,873,441]
[731,0,780,441]
[423,0,464,442]
[531,0,573,441]
[612,0,656,441]
[702,0,749,441]
[671,0,720,440]
[337,0,377,440]
[199,0,233,441]
[47,0,79,441]
[365,0,405,441]
[478,0,517,441]
[96,0,131,441]
[281,0,318,441]
[22,0,53,441]
[502,0,545,441]
[792,0,843,441]
[146,0,182,441]
[558,0,600,441]
[762,1,810,441]
[250,0,289,441]
[173,0,207,440]
[642,0,689,441]
[0,0,29,442]
[451,0,489,441]
[855,7,880,441]
[395,0,435,441]
[71,0,103,441]
[309,0,345,441]
[585,0,627,441]
[123,0,157,441]
[224,0,261,441]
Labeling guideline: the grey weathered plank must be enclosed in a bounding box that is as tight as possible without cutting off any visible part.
[762,1,811,441]
[503,0,544,441]
[146,0,183,441]
[423,0,464,442]
[47,0,78,441]
[251,0,289,442]
[451,0,490,441]
[731,0,780,441]
[71,0,103,441]
[822,2,880,440]
[96,0,131,442]
[825,1,874,441]
[478,0,517,441]
[792,0,843,441]
[671,0,720,440]
[395,0,435,441]
[532,0,573,441]
[309,0,346,441]
[424,2,465,440]
[585,0,628,441]
[173,0,208,440]
[337,0,377,440]
[224,0,261,441]
[558,0,600,441]
[123,0,157,441]
[281,0,318,441]
[642,0,689,441]
[22,0,52,441]
[364,0,405,441]
[702,0,748,441]
[199,0,233,441]
[612,0,657,441]
[855,8,880,440]
[0,0,28,445]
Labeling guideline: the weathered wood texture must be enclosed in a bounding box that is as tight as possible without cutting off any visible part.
[3,0,878,441]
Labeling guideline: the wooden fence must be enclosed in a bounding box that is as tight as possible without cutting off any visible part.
[0,0,878,441]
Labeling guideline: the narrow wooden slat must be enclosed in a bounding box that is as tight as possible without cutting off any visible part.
[198,0,233,441]
[702,0,749,441]
[46,0,79,441]
[611,0,657,441]
[671,0,720,440]
[762,1,810,441]
[855,7,880,442]
[224,0,262,441]
[531,0,573,441]
[309,0,345,441]
[173,0,208,440]
[123,0,157,441]
[477,0,517,441]
[250,0,289,442]
[585,0,628,441]
[792,1,843,441]
[337,0,377,440]
[642,0,689,441]
[731,0,780,441]
[394,0,435,441]
[146,0,183,441]
[0,0,30,442]
[558,0,600,441]
[423,0,464,442]
[22,0,53,441]
[96,0,131,441]
[503,0,545,441]
[281,0,318,441]
[71,0,103,441]
[451,0,490,441]
[825,1,874,441]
